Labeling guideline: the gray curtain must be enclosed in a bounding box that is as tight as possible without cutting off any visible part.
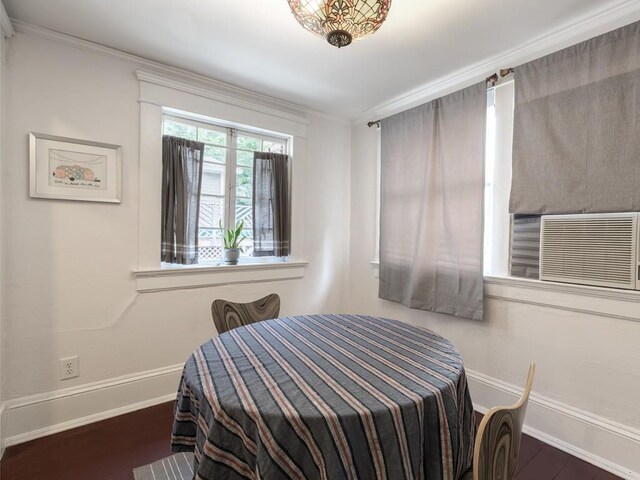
[379,82,486,321]
[253,152,290,257]
[510,20,640,214]
[161,135,205,264]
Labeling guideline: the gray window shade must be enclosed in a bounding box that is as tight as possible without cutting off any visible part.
[510,215,541,279]
[379,81,486,321]
[510,21,640,215]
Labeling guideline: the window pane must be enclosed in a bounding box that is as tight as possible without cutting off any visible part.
[163,120,196,140]
[162,115,291,265]
[236,166,253,198]
[198,127,226,146]
[202,165,225,196]
[204,145,226,164]
[510,215,541,279]
[235,197,254,256]
[237,135,262,152]
[263,140,285,154]
[198,197,225,262]
[237,150,253,167]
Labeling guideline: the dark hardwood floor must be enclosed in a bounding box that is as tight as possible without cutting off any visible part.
[512,433,620,480]
[1,403,173,480]
[0,402,622,480]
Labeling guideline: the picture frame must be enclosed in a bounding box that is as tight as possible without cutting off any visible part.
[29,132,122,203]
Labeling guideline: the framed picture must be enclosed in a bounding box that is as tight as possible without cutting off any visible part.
[29,132,122,203]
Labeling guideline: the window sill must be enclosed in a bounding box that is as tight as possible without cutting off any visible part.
[369,263,639,322]
[133,260,309,293]
[484,274,640,301]
[485,275,640,323]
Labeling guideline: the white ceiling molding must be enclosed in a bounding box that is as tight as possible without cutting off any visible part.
[9,1,640,124]
[10,19,350,124]
[356,0,640,124]
[1,2,14,37]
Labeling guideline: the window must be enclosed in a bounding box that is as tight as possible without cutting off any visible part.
[484,81,515,277]
[372,81,531,281]
[485,82,619,286]
[163,115,288,263]
[485,80,542,280]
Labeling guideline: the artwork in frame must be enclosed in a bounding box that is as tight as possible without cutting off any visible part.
[29,132,122,203]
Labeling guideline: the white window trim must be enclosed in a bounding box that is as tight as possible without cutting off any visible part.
[163,111,291,261]
[136,70,308,292]
[484,274,640,323]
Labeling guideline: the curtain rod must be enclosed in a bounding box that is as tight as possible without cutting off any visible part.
[367,67,514,127]
[488,68,514,87]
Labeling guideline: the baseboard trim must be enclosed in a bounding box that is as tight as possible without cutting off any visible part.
[3,364,183,448]
[3,362,638,479]
[524,424,636,480]
[4,393,175,448]
[467,369,639,479]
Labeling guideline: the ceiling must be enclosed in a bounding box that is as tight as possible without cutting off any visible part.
[3,0,627,119]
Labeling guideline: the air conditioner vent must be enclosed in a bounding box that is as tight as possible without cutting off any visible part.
[540,213,638,289]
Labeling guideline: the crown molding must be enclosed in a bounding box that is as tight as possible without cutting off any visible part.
[355,0,640,124]
[10,0,640,126]
[1,2,14,37]
[10,20,351,124]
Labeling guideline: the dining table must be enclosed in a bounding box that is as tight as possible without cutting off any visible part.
[171,314,475,480]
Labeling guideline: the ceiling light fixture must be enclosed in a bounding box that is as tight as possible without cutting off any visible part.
[288,0,392,48]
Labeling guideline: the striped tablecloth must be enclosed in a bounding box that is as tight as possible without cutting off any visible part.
[172,314,475,480]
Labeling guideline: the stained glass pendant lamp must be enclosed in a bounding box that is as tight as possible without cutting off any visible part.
[288,0,392,48]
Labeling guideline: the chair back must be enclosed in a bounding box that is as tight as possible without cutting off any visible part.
[211,294,280,334]
[473,362,536,480]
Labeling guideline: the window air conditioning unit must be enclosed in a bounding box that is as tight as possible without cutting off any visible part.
[540,213,640,290]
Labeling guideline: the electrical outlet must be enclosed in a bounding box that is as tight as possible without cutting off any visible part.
[59,356,79,380]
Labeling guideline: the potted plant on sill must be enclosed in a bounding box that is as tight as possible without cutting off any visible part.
[220,220,246,265]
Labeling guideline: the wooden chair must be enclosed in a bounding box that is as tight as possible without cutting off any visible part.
[460,362,536,480]
[211,294,280,334]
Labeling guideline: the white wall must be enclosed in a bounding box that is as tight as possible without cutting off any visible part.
[349,122,640,477]
[1,32,350,442]
[0,5,10,458]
